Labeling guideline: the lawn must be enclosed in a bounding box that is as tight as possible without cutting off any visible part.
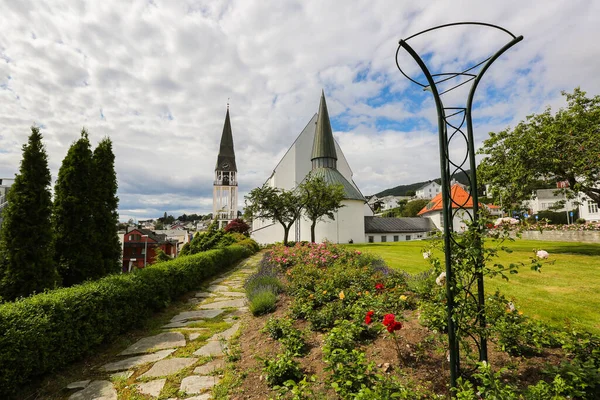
[346,238,600,334]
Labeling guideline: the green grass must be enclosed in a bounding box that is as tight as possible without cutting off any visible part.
[345,239,600,335]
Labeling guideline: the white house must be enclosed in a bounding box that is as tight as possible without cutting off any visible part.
[577,193,600,222]
[415,181,441,199]
[251,91,372,244]
[525,189,569,214]
[364,216,436,243]
[418,184,478,232]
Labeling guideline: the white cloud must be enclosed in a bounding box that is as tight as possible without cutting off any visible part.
[0,0,599,219]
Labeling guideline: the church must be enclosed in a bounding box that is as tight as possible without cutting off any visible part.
[250,91,374,244]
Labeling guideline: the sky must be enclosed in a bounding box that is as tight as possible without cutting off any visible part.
[1,0,599,221]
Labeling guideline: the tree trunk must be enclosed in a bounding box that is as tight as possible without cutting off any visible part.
[311,220,317,243]
[283,226,290,246]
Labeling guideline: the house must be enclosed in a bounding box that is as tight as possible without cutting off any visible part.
[154,229,190,255]
[415,181,441,199]
[525,189,569,215]
[251,91,372,244]
[418,184,480,232]
[484,203,503,217]
[577,193,600,222]
[364,216,436,243]
[122,228,177,272]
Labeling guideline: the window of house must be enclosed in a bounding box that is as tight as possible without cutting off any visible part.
[368,236,374,243]
[417,234,423,238]
[393,235,399,242]
[381,236,387,242]
[589,201,599,214]
[406,235,411,241]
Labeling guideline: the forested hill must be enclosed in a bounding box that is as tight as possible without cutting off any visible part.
[373,170,472,197]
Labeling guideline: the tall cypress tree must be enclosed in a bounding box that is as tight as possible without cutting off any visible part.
[0,127,58,300]
[54,129,99,286]
[92,137,121,275]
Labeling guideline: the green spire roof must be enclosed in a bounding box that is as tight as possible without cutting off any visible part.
[215,108,237,171]
[311,90,337,161]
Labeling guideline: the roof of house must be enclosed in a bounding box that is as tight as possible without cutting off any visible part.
[311,90,337,161]
[215,108,237,172]
[131,228,176,244]
[486,204,501,209]
[309,167,365,201]
[418,184,477,216]
[364,216,436,233]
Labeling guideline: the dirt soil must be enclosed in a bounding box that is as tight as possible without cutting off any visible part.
[230,294,566,399]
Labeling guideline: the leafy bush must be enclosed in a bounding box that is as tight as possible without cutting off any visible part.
[0,244,254,397]
[262,352,304,387]
[248,290,277,316]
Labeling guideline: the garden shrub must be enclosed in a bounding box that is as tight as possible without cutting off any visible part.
[262,316,307,355]
[0,244,253,397]
[245,255,284,316]
[248,290,277,316]
[262,352,304,387]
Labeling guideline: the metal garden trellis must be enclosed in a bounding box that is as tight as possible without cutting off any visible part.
[395,22,523,389]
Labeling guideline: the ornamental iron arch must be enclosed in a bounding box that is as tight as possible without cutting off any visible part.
[395,22,523,389]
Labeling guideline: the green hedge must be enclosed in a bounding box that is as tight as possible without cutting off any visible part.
[0,244,253,397]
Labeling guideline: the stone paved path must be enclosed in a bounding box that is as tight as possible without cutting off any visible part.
[65,253,260,400]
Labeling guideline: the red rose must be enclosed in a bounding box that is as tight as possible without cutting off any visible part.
[375,283,384,291]
[365,310,374,325]
[382,313,395,327]
[386,321,403,333]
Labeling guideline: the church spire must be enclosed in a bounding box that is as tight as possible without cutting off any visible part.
[215,107,237,172]
[311,90,337,169]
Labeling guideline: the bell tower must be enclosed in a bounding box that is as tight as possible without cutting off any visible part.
[213,105,238,228]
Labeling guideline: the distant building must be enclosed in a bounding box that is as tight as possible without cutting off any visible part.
[415,181,441,199]
[525,189,569,214]
[578,193,600,222]
[418,184,480,232]
[122,228,177,272]
[213,106,238,229]
[0,178,14,227]
[364,216,436,243]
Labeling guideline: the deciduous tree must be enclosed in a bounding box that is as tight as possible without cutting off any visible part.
[298,174,345,243]
[478,88,600,205]
[0,127,58,300]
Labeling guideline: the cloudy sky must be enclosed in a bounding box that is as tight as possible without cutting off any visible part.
[1,0,598,221]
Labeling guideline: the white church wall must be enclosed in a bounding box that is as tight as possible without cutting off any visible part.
[364,203,374,216]
[298,200,365,244]
[251,218,285,244]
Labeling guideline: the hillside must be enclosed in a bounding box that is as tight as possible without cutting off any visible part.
[373,170,472,197]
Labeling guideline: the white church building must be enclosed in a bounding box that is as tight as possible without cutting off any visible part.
[251,91,374,244]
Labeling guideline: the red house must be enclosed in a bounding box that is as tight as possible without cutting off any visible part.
[122,228,177,272]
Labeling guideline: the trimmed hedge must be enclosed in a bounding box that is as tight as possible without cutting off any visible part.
[0,244,253,397]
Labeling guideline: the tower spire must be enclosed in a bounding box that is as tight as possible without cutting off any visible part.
[311,90,337,169]
[215,106,237,171]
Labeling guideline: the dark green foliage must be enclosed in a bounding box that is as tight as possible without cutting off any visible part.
[0,127,58,300]
[53,130,99,286]
[298,173,345,242]
[262,352,304,387]
[528,209,579,225]
[91,137,121,276]
[0,244,254,397]
[401,199,430,217]
[182,220,258,256]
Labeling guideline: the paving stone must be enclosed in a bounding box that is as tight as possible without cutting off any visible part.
[120,332,186,355]
[187,298,200,304]
[210,277,227,283]
[199,299,246,309]
[170,309,224,322]
[136,379,166,397]
[66,380,90,389]
[228,308,248,317]
[195,292,215,298]
[140,357,198,379]
[162,320,205,329]
[180,375,221,394]
[69,380,117,400]
[185,395,211,400]
[217,291,245,297]
[193,340,223,357]
[110,371,134,380]
[207,284,229,292]
[189,332,202,341]
[102,349,176,372]
[211,323,240,341]
[194,359,226,375]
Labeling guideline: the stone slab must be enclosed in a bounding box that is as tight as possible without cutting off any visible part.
[193,340,223,357]
[194,359,225,375]
[199,299,246,309]
[189,332,202,341]
[136,379,166,397]
[69,380,117,400]
[195,292,215,298]
[140,357,198,379]
[217,291,246,297]
[102,349,176,372]
[66,380,90,390]
[162,320,205,329]
[110,371,134,380]
[211,323,240,341]
[206,284,229,292]
[185,395,211,400]
[170,309,224,322]
[180,375,221,394]
[120,332,186,355]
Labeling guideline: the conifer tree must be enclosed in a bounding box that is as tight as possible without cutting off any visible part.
[92,137,121,275]
[0,127,58,300]
[53,129,99,286]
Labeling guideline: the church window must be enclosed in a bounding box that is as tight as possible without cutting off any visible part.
[393,235,399,242]
[381,235,387,242]
[368,236,374,243]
